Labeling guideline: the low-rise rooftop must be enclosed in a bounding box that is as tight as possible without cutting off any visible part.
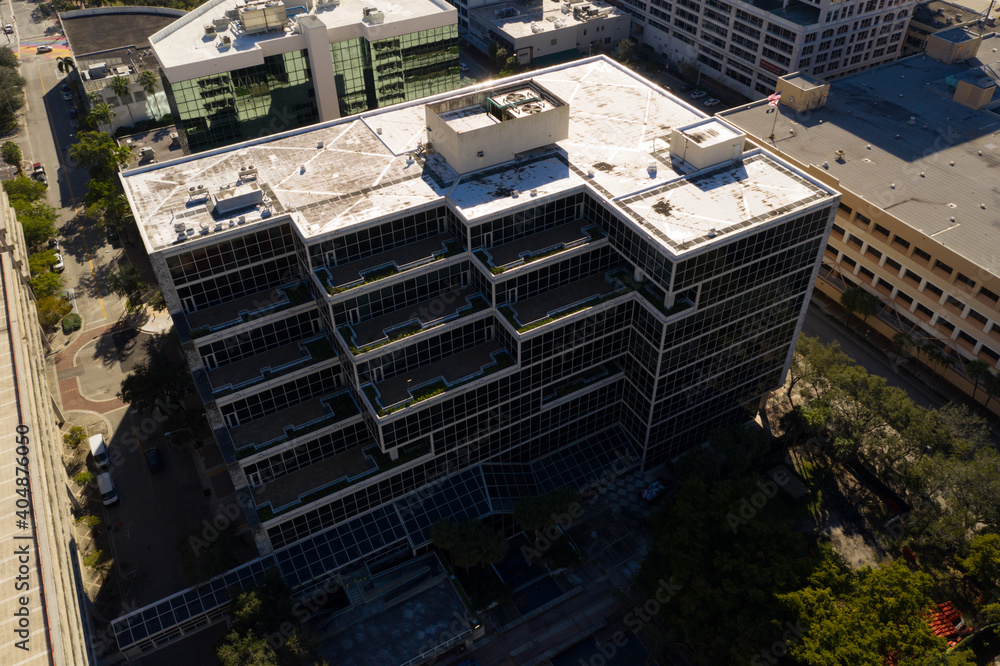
[469,0,623,40]
[719,35,1000,276]
[122,57,835,260]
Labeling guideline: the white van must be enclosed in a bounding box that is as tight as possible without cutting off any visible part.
[89,434,109,469]
[97,473,119,506]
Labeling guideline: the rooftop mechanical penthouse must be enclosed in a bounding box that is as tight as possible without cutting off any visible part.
[113,56,838,658]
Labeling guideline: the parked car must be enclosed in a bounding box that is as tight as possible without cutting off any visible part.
[52,254,64,272]
[62,91,72,102]
[36,45,52,54]
[642,480,667,503]
[69,108,77,119]
[3,25,12,35]
[107,226,119,243]
[689,90,707,99]
[145,446,162,472]
[31,163,45,185]
[459,62,469,73]
[61,83,69,92]
[703,98,721,107]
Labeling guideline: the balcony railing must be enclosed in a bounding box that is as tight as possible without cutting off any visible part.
[338,295,490,356]
[189,282,313,339]
[474,225,605,275]
[212,336,336,397]
[319,239,464,296]
[363,350,515,416]
[234,391,360,459]
[542,360,622,404]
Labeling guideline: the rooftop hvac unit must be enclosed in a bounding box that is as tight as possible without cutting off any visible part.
[316,0,340,7]
[363,6,384,22]
[204,23,216,35]
[219,35,232,47]
[213,16,230,30]
[531,22,543,33]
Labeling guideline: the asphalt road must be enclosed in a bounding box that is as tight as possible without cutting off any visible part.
[9,0,124,329]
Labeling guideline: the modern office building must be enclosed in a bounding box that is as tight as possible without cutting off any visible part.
[149,0,461,153]
[112,55,837,657]
[467,0,630,66]
[615,0,916,99]
[721,34,1000,410]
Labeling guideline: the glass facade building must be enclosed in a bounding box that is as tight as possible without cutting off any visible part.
[115,61,838,659]
[331,25,460,117]
[165,26,459,152]
[164,50,318,153]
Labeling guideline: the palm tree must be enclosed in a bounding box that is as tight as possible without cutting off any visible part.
[892,331,913,364]
[966,359,992,402]
[56,56,76,75]
[984,373,1000,410]
[136,70,161,120]
[85,102,115,133]
[108,75,134,128]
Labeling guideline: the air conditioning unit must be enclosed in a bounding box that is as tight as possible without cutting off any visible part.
[219,35,232,48]
[204,24,216,35]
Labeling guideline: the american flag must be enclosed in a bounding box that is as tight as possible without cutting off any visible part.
[767,92,781,107]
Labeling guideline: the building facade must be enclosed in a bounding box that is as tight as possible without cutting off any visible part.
[721,45,1000,412]
[616,0,916,98]
[151,0,461,152]
[0,189,89,666]
[112,57,837,658]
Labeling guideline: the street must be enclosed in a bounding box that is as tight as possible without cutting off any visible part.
[8,0,124,329]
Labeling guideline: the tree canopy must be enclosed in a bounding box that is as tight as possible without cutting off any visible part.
[117,350,194,415]
[69,131,132,180]
[779,558,951,666]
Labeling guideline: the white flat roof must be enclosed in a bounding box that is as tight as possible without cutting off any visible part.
[472,1,624,40]
[122,57,836,257]
[151,0,455,71]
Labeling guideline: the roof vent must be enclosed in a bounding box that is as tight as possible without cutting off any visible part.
[511,190,519,198]
[174,222,185,232]
[204,23,216,35]
[219,35,232,47]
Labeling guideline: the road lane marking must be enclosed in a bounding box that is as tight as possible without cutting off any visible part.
[36,67,108,319]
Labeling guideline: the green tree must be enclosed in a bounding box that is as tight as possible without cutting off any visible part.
[615,38,637,67]
[780,558,947,666]
[30,271,64,299]
[56,56,76,74]
[137,69,161,118]
[0,67,27,128]
[3,174,46,206]
[1,140,21,172]
[63,426,87,449]
[965,359,991,402]
[15,201,58,250]
[105,262,147,305]
[84,103,115,133]
[215,569,316,666]
[985,372,1000,409]
[36,295,71,329]
[961,533,1000,589]
[637,476,814,664]
[117,350,194,415]
[840,284,881,327]
[28,249,58,276]
[0,46,18,69]
[108,75,135,128]
[72,471,94,486]
[69,131,132,180]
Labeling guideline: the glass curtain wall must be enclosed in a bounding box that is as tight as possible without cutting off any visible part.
[165,50,318,152]
[330,25,460,117]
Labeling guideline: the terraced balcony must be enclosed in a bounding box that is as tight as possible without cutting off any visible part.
[363,345,515,416]
[338,289,490,356]
[231,391,360,458]
[474,223,605,275]
[187,282,313,339]
[317,235,464,296]
[209,336,336,397]
[500,269,629,332]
